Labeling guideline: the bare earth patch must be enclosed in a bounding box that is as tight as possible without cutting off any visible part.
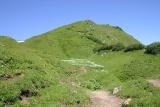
[0,72,24,81]
[148,79,160,87]
[89,90,121,107]
[20,96,29,105]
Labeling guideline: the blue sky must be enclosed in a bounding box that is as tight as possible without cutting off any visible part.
[0,0,160,44]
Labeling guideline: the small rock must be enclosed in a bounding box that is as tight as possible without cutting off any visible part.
[123,98,132,105]
[113,87,119,95]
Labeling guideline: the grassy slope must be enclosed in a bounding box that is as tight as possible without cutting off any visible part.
[0,21,160,107]
[24,20,140,59]
[0,36,17,48]
[77,51,160,106]
[0,37,88,107]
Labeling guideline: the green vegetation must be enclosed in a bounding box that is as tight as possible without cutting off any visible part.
[0,36,17,48]
[145,42,160,55]
[117,54,160,81]
[124,43,144,52]
[93,43,125,53]
[0,20,160,107]
[24,20,140,58]
[119,79,160,107]
[80,79,102,90]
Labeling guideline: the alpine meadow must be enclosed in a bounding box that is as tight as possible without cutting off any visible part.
[0,20,160,107]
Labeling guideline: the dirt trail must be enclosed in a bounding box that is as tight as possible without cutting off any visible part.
[89,90,121,107]
[148,79,160,87]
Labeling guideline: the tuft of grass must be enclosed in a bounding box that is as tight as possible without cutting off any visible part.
[80,79,102,90]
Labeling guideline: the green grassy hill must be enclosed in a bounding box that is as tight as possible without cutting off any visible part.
[0,20,160,107]
[0,36,17,48]
[24,20,140,58]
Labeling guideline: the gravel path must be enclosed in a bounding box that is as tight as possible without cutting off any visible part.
[89,90,121,107]
[148,79,160,87]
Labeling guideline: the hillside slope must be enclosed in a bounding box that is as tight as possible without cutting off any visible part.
[0,36,17,48]
[24,20,140,58]
[0,20,160,107]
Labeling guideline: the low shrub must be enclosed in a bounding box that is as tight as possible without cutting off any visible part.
[119,79,160,107]
[124,44,144,52]
[93,43,125,53]
[112,43,125,51]
[0,84,19,105]
[118,58,160,81]
[145,42,160,55]
[93,45,112,53]
[80,79,102,90]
